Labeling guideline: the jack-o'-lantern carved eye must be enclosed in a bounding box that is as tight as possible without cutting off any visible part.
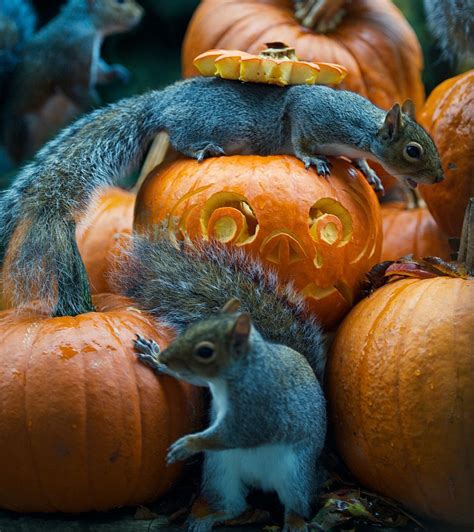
[200,192,259,245]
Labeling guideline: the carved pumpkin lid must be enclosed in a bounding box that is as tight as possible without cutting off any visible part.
[193,42,347,87]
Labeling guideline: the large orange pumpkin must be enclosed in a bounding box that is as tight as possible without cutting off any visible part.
[134,155,382,329]
[381,202,451,261]
[327,270,474,524]
[76,187,135,295]
[182,0,425,110]
[419,70,474,237]
[0,294,203,513]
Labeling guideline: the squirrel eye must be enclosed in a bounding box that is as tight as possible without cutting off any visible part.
[193,342,217,363]
[404,142,423,162]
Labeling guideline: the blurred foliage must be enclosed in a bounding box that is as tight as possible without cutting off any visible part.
[0,0,464,187]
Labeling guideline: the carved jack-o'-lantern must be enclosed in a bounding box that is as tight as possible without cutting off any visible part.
[135,156,382,328]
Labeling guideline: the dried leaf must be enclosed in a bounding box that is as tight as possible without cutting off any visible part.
[385,262,437,279]
[224,508,272,526]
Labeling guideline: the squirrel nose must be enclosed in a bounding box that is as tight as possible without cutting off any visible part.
[434,173,444,183]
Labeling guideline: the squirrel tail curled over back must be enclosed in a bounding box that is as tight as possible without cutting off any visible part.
[113,235,326,379]
[0,91,163,316]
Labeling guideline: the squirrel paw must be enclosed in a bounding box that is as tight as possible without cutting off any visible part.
[134,335,166,373]
[300,155,331,176]
[355,159,385,194]
[167,435,196,464]
[196,144,226,162]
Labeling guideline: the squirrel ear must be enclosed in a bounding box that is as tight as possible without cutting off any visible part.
[380,103,403,139]
[221,298,241,314]
[229,313,251,354]
[402,99,416,120]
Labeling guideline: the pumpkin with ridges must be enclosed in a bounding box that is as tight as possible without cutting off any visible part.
[0,294,203,513]
[182,0,425,110]
[381,202,451,261]
[327,272,474,525]
[419,70,474,237]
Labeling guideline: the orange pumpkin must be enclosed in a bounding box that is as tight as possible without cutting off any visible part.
[134,155,382,329]
[182,0,425,110]
[327,268,474,524]
[381,202,451,261]
[0,294,203,513]
[419,70,474,237]
[76,187,135,295]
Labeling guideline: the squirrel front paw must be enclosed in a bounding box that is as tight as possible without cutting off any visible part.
[134,335,167,374]
[167,435,198,464]
[299,155,332,176]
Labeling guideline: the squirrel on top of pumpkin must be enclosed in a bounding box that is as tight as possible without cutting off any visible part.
[0,62,444,317]
[0,0,143,163]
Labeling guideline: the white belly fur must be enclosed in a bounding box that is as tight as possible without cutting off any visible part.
[212,443,297,493]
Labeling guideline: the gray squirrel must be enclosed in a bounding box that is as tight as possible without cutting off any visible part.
[0,0,143,163]
[423,0,474,66]
[127,238,326,532]
[0,76,444,317]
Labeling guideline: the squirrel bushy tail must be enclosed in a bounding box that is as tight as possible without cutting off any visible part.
[113,235,326,379]
[0,91,163,315]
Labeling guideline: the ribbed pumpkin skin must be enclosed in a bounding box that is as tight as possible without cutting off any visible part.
[0,294,202,513]
[327,278,474,525]
[134,155,382,329]
[76,187,135,295]
[182,0,424,110]
[381,203,451,261]
[419,70,474,237]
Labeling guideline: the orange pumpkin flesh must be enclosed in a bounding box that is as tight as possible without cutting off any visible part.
[419,70,474,237]
[182,0,425,110]
[193,48,347,86]
[381,202,451,261]
[0,294,203,513]
[327,277,474,525]
[76,187,135,295]
[134,155,382,329]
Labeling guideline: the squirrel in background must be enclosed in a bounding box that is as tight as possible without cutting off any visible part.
[423,0,474,67]
[0,0,143,163]
[134,295,326,532]
[0,76,444,317]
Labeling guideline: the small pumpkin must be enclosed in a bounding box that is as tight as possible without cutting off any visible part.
[327,208,474,525]
[0,294,203,513]
[419,70,474,237]
[182,0,425,109]
[381,202,451,261]
[193,44,347,86]
[134,155,382,329]
[76,187,135,295]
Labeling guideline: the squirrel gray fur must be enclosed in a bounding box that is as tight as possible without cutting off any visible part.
[1,0,143,163]
[115,235,326,380]
[134,297,326,532]
[0,76,444,317]
[0,0,36,97]
[423,0,474,65]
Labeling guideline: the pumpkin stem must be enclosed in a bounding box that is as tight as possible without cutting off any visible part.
[134,132,171,195]
[294,0,348,33]
[458,197,474,275]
